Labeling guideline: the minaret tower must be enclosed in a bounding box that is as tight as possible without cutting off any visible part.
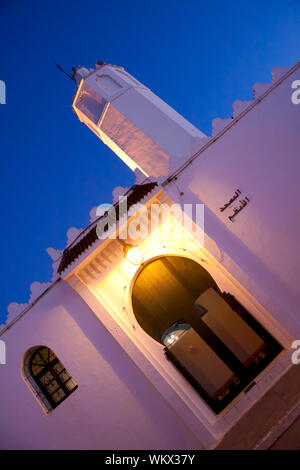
[72,61,206,178]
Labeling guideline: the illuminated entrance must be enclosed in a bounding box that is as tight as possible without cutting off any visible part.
[132,256,282,413]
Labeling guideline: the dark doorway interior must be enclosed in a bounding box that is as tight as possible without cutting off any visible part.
[132,256,283,413]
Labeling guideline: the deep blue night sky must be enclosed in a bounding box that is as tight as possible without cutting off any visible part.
[0,0,299,323]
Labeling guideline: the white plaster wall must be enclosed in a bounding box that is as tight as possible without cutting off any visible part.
[0,280,201,450]
[164,66,300,336]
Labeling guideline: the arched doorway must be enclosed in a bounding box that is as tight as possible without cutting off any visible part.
[132,256,282,413]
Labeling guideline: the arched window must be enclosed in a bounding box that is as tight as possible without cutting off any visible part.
[132,256,283,413]
[29,346,78,409]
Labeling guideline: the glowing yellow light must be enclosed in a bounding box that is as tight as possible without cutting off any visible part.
[125,247,144,266]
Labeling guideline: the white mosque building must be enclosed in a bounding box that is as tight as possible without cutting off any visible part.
[0,59,299,450]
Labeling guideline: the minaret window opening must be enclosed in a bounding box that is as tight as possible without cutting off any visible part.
[76,83,107,124]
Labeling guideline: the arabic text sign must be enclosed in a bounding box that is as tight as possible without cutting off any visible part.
[219,189,250,222]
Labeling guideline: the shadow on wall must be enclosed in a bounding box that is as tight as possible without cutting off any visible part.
[170,179,300,327]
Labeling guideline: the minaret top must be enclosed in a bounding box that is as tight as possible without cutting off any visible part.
[72,66,90,85]
[72,61,125,86]
[72,61,207,178]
